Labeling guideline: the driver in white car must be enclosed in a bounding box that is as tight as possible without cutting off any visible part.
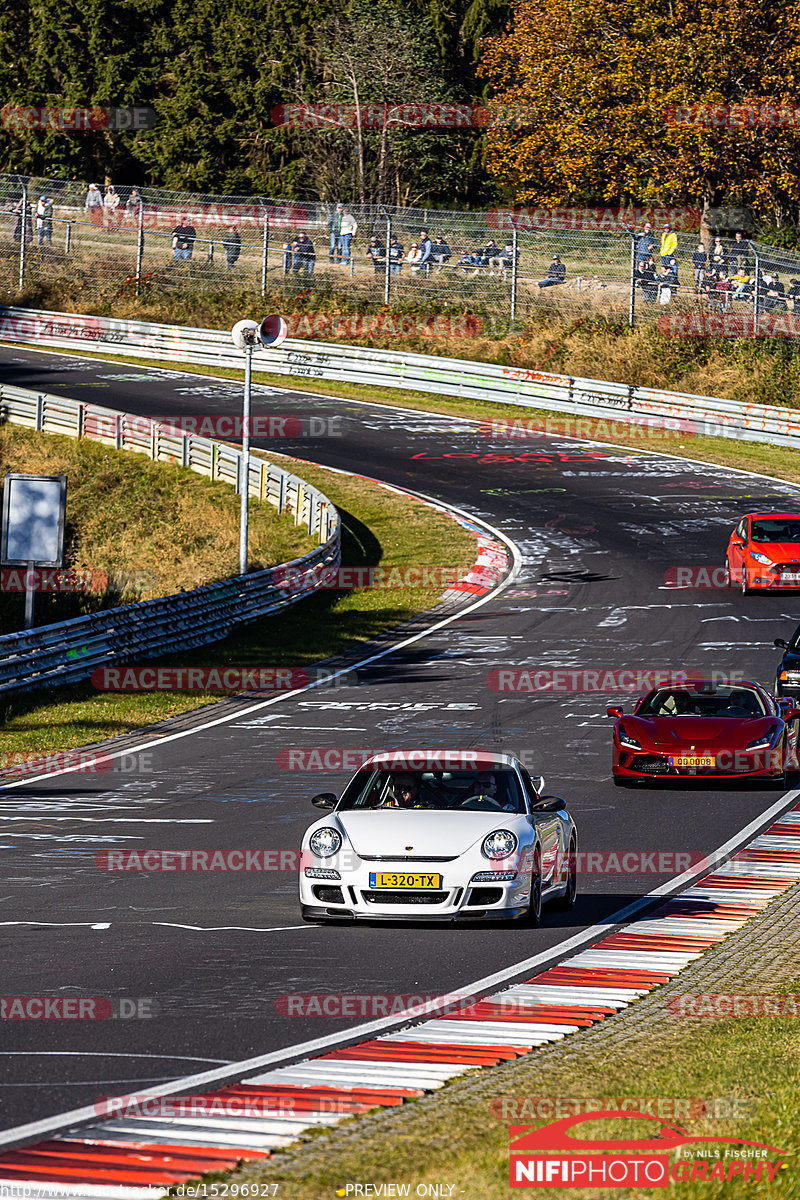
[475,771,515,811]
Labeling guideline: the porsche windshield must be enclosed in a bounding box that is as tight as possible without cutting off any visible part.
[750,518,800,544]
[637,686,769,718]
[337,767,527,813]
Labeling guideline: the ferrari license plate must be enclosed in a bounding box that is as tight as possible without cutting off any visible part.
[369,872,442,889]
[669,756,715,768]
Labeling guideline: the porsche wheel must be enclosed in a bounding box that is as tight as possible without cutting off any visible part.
[523,848,542,925]
[553,836,577,910]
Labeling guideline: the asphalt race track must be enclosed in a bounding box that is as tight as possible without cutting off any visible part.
[1,345,799,1133]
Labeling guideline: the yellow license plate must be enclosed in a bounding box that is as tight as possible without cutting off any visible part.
[669,756,715,768]
[369,872,442,888]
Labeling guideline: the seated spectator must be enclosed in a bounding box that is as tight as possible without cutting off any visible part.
[731,267,752,301]
[538,255,566,288]
[657,263,674,303]
[490,242,518,277]
[406,242,424,273]
[430,235,451,271]
[668,256,680,287]
[636,256,657,302]
[482,239,499,265]
[692,242,707,292]
[711,271,732,311]
[366,237,386,273]
[765,272,787,312]
[388,235,404,274]
[787,279,800,311]
[292,231,315,275]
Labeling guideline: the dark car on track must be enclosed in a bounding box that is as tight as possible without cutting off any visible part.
[774,626,800,698]
[607,679,800,785]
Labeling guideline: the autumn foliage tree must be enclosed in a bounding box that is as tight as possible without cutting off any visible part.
[480,0,800,227]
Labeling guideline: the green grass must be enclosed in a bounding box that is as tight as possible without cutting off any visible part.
[0,450,477,757]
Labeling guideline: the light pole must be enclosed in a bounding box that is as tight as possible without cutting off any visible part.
[230,316,289,576]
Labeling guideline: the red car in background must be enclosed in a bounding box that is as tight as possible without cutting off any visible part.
[607,679,799,786]
[726,513,800,592]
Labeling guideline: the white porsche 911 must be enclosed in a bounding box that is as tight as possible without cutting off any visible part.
[299,751,577,923]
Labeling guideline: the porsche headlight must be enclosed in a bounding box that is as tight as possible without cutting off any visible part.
[309,827,342,858]
[482,830,518,860]
[751,551,773,566]
[618,727,642,751]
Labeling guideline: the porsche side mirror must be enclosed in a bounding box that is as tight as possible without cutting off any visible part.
[533,795,568,812]
[311,792,337,810]
[607,706,623,718]
[774,638,789,649]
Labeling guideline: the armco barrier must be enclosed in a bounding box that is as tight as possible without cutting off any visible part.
[2,305,800,448]
[0,382,340,696]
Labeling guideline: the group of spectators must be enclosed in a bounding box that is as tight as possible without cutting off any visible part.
[634,222,798,312]
[84,184,143,228]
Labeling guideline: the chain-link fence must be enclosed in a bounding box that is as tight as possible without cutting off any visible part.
[2,173,800,338]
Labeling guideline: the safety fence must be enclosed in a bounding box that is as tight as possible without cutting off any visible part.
[0,380,341,696]
[3,305,800,449]
[2,172,799,334]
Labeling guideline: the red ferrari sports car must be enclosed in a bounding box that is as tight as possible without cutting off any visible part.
[607,679,800,785]
[726,513,800,592]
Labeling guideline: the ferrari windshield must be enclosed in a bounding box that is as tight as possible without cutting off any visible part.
[337,767,527,813]
[637,686,769,718]
[750,518,800,543]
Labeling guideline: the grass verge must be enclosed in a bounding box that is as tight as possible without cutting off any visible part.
[0,448,477,758]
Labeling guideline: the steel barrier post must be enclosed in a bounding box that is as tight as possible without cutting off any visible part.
[629,232,636,328]
[384,212,392,305]
[510,228,518,320]
[261,214,270,296]
[749,240,760,336]
[135,203,144,296]
[18,192,28,289]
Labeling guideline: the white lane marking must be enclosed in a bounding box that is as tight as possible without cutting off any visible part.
[0,922,110,929]
[0,1052,230,1061]
[2,783,796,1151]
[152,922,311,932]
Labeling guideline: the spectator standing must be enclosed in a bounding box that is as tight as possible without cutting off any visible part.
[659,223,677,265]
[328,204,344,263]
[36,195,53,245]
[171,214,197,260]
[692,242,707,292]
[281,239,292,275]
[84,183,103,226]
[388,235,404,275]
[12,196,32,243]
[537,255,566,288]
[125,187,143,227]
[418,229,432,274]
[292,232,315,275]
[430,235,451,271]
[668,256,680,287]
[104,185,120,228]
[223,226,241,271]
[636,222,656,262]
[339,207,357,265]
[406,242,424,274]
[366,237,385,274]
[729,230,751,273]
[712,271,732,312]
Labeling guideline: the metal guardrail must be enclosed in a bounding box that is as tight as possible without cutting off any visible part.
[3,305,800,448]
[0,380,341,696]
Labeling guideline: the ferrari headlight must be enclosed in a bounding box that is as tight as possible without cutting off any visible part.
[618,727,642,751]
[751,551,773,566]
[482,830,518,860]
[309,827,342,858]
[745,729,779,752]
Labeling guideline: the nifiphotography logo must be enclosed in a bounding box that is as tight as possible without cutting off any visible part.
[508,1111,787,1187]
